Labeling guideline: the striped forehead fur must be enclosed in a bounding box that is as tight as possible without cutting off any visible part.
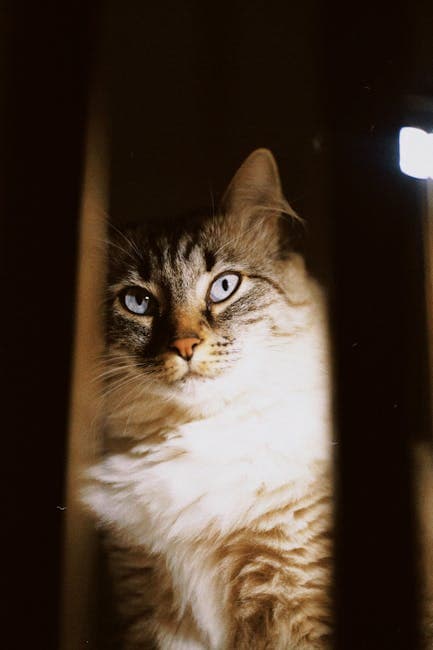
[108,210,295,281]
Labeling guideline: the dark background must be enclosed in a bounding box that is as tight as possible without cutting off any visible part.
[3,1,433,648]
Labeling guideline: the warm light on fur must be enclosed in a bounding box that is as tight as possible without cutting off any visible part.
[82,149,334,649]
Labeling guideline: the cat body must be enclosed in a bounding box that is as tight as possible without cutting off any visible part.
[83,150,333,649]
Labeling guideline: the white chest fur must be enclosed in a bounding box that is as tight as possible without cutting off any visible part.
[82,288,332,647]
[85,310,331,544]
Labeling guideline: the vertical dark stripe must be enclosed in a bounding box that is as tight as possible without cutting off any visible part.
[3,3,101,649]
[204,249,216,272]
[322,1,429,647]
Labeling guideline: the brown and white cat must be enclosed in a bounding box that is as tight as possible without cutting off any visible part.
[83,149,334,649]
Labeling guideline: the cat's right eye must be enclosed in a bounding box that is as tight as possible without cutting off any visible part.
[120,287,155,315]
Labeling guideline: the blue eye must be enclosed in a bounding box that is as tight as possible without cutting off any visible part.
[209,273,241,303]
[121,287,153,315]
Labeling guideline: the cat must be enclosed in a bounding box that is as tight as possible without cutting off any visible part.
[82,149,334,649]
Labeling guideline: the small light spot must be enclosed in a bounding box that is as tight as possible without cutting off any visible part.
[312,135,322,151]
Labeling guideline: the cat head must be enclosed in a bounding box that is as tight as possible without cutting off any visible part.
[104,149,310,414]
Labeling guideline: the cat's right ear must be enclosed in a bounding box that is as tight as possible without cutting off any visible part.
[220,149,297,223]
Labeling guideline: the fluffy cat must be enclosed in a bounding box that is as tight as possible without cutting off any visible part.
[83,149,334,649]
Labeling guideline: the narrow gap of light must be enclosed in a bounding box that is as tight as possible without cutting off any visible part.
[399,127,433,179]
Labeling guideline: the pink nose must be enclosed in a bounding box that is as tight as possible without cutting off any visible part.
[169,337,201,361]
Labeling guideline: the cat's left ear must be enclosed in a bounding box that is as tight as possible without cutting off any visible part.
[220,148,298,226]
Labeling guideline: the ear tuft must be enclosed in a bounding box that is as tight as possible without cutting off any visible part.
[221,149,284,216]
[220,149,301,239]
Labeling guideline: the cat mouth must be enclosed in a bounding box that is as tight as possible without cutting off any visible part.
[178,369,207,382]
[174,367,219,385]
[163,359,223,384]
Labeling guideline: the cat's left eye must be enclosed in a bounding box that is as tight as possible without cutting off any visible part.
[209,273,241,303]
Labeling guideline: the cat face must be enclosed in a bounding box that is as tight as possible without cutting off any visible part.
[104,150,305,409]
